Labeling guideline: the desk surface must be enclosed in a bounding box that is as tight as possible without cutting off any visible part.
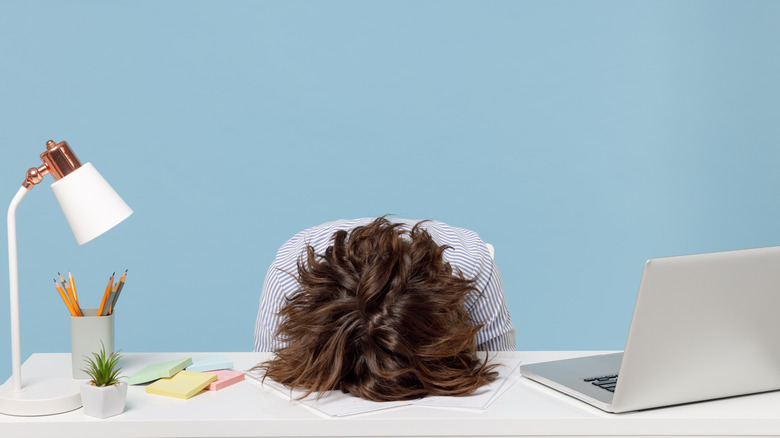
[2,351,780,437]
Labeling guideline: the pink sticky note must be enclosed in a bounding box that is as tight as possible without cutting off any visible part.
[204,369,244,391]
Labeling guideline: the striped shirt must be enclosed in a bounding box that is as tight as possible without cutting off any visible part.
[253,218,516,352]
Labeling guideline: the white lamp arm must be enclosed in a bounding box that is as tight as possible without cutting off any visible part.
[7,185,29,392]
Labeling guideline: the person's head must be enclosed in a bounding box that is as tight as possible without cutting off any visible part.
[255,216,497,401]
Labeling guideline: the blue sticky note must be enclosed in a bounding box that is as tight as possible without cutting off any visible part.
[186,354,233,372]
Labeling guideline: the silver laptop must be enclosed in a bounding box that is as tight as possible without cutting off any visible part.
[520,245,780,413]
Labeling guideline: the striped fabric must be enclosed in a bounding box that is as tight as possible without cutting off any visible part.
[253,218,516,352]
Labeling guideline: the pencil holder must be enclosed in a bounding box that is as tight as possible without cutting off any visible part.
[70,308,115,379]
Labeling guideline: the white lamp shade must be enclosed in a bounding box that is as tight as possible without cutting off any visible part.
[50,162,133,245]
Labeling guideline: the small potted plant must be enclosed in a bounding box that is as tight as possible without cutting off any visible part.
[79,342,127,418]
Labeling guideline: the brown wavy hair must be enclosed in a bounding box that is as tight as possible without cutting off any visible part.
[252,217,498,401]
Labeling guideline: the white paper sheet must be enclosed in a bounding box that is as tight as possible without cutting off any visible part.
[249,357,522,417]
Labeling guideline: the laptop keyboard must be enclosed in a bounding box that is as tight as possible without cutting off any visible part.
[584,374,618,392]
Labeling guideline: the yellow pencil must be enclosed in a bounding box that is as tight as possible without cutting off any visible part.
[68,271,78,305]
[58,272,82,316]
[54,279,77,316]
[57,272,68,294]
[68,271,83,315]
[97,272,115,317]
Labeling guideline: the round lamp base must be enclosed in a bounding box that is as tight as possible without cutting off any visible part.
[0,376,82,416]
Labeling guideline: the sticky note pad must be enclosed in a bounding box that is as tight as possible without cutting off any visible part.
[186,353,234,372]
[204,369,244,391]
[126,357,193,385]
[146,371,218,399]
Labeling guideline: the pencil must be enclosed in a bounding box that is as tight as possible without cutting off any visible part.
[57,272,68,293]
[56,273,74,310]
[59,272,82,317]
[54,279,77,316]
[104,283,117,316]
[68,271,83,316]
[108,270,128,315]
[97,272,115,317]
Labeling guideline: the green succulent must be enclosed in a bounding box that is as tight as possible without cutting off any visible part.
[82,342,123,387]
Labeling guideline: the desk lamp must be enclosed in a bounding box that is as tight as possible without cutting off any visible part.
[0,140,133,416]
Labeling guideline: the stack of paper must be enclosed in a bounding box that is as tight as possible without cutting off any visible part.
[146,371,218,399]
[252,357,522,417]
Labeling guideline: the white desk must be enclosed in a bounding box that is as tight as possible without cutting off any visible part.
[2,351,780,437]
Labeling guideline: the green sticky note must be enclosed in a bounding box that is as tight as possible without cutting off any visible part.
[126,357,193,385]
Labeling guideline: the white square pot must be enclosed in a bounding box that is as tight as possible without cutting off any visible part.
[80,381,127,418]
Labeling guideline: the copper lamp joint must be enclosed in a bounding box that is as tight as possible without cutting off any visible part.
[22,140,83,189]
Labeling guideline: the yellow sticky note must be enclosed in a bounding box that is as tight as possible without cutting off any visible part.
[146,371,218,400]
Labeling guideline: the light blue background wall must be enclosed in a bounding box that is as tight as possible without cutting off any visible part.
[1,1,779,379]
